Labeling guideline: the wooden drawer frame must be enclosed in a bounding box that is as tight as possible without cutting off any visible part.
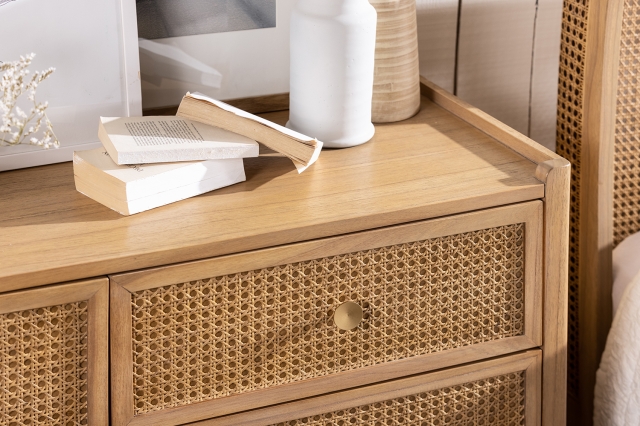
[191,350,542,426]
[110,201,542,426]
[0,278,109,425]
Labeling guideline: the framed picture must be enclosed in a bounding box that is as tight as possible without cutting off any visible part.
[137,0,294,111]
[0,0,142,171]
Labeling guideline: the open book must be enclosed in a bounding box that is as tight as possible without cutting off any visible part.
[99,116,259,165]
[177,92,323,173]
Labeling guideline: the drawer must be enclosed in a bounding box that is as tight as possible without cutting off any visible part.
[192,350,542,426]
[110,202,542,426]
[0,279,108,426]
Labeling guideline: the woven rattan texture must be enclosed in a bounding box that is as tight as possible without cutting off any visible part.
[614,0,640,246]
[271,371,526,426]
[0,302,89,426]
[557,0,588,399]
[130,224,526,415]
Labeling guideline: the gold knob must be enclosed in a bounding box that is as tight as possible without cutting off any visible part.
[334,302,363,331]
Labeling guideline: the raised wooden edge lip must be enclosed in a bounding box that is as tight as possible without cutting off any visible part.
[535,158,571,183]
[419,77,563,166]
[144,77,562,169]
[535,158,571,201]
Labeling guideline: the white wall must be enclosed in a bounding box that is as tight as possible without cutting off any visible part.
[417,0,563,150]
[140,0,563,150]
[140,0,295,110]
[416,0,458,92]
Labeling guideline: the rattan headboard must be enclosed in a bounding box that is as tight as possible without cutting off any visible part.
[613,4,640,246]
[557,0,640,424]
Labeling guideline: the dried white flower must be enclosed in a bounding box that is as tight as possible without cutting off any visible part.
[1,53,59,149]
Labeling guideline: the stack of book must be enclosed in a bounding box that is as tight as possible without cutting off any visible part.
[74,93,323,215]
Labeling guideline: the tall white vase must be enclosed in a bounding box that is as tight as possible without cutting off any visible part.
[287,0,377,148]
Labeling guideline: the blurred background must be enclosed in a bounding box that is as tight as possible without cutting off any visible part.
[136,0,276,38]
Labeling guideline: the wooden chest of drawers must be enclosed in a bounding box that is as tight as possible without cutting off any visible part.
[0,78,569,425]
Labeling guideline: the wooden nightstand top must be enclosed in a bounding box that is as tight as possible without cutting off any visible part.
[0,80,560,291]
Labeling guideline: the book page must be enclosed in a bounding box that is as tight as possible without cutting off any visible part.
[101,116,258,151]
[123,119,204,146]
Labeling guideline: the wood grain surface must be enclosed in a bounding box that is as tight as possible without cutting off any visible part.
[536,158,571,426]
[87,279,110,426]
[576,0,623,423]
[0,92,543,292]
[110,281,135,426]
[420,77,559,164]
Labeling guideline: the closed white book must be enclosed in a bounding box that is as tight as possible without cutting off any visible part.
[99,116,259,165]
[73,148,245,215]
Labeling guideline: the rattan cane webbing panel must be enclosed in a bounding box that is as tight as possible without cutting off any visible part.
[614,0,640,246]
[0,302,90,426]
[272,371,526,426]
[130,224,526,415]
[557,0,588,398]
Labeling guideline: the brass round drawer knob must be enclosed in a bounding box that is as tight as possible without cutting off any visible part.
[334,301,363,331]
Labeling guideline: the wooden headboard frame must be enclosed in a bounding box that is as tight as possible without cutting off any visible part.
[557,0,626,423]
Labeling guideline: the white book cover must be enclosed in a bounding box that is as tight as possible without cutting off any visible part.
[99,116,259,165]
[73,148,245,215]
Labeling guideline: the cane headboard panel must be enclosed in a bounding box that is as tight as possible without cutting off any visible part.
[557,0,640,424]
[613,2,640,246]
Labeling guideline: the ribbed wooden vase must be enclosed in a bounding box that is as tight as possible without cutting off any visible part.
[369,0,421,123]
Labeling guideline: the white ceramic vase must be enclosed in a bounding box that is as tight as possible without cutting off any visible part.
[287,0,377,148]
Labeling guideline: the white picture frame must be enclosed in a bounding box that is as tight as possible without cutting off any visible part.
[139,0,294,111]
[0,0,142,171]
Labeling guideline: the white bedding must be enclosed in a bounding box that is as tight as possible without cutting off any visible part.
[594,231,640,426]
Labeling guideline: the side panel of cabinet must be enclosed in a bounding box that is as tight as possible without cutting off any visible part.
[0,278,109,425]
